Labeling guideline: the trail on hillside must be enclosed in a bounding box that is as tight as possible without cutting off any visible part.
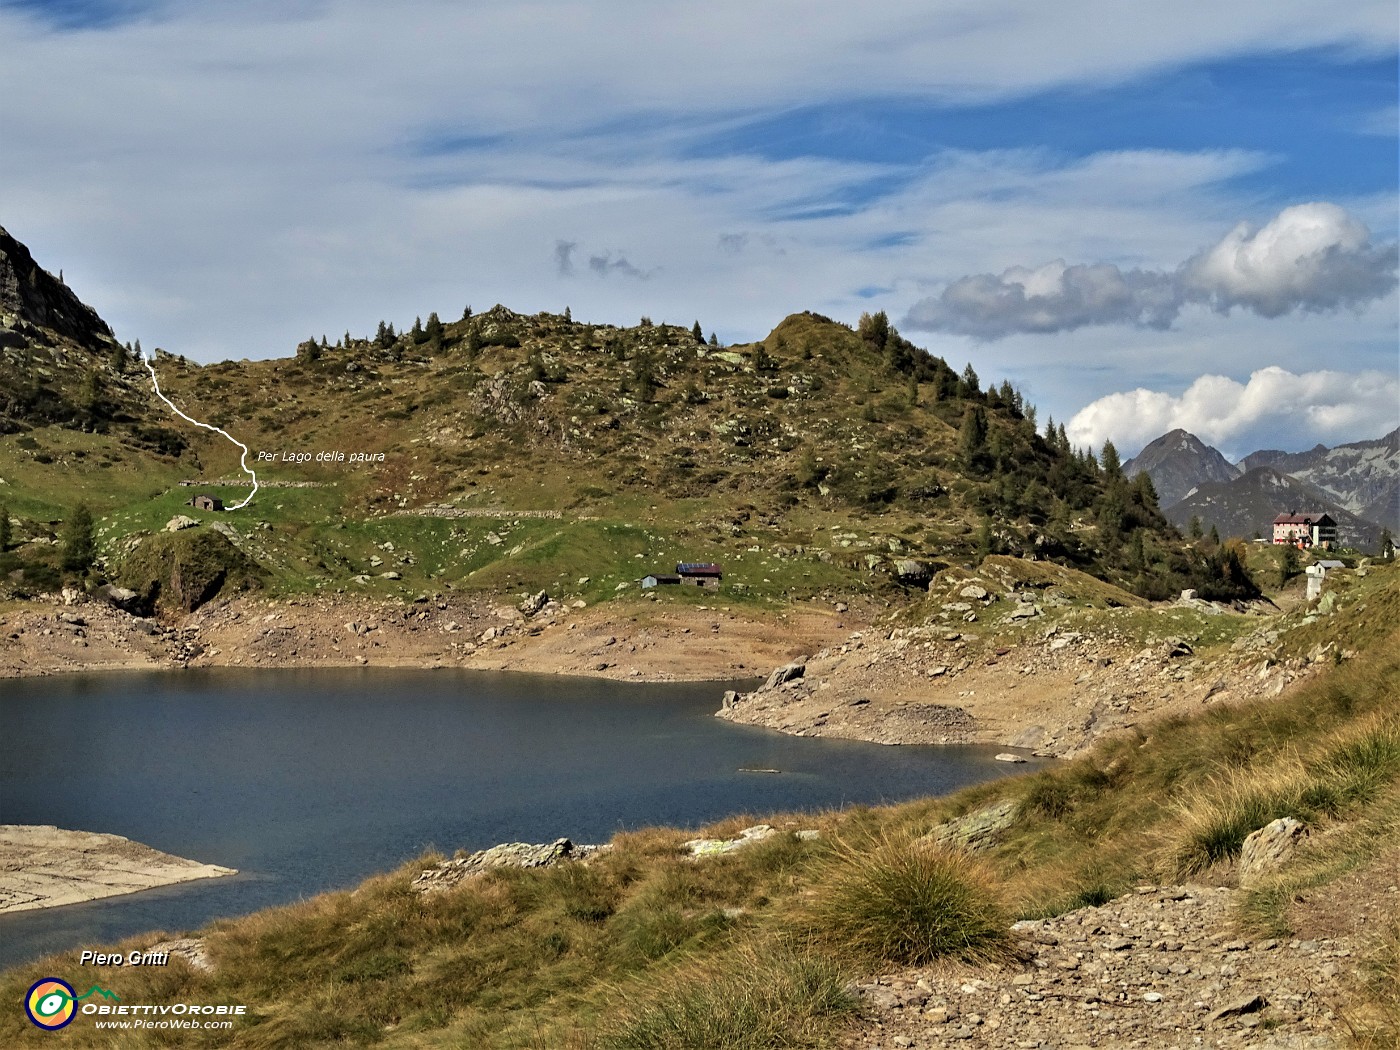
[140,351,259,509]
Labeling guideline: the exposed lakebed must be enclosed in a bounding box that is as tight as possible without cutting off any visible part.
[0,667,1043,968]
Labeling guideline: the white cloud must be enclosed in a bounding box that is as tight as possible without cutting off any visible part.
[1181,203,1399,317]
[903,203,1398,337]
[0,0,1395,452]
[1067,366,1400,458]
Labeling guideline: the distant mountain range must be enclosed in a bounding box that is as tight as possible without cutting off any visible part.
[1123,426,1399,550]
[1165,467,1385,551]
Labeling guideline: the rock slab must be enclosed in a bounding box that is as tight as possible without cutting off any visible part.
[0,825,236,913]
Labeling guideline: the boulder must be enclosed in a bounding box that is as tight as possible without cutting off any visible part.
[519,590,549,616]
[763,660,806,691]
[95,584,141,611]
[893,559,930,583]
[164,515,200,532]
[1239,817,1308,885]
[926,800,1018,853]
[959,584,989,601]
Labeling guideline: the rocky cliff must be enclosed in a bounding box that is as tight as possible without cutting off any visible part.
[0,225,114,351]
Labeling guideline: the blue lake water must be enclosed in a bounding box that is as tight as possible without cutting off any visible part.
[0,668,1044,969]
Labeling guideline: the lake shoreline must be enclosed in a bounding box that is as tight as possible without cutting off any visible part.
[0,591,858,686]
[1,669,1033,968]
[0,825,236,915]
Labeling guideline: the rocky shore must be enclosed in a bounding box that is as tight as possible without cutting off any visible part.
[0,825,235,913]
[717,560,1348,758]
[0,589,851,685]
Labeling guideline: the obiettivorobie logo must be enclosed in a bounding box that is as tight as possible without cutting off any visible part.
[25,978,120,1030]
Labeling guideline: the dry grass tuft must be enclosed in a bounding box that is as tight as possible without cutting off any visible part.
[805,833,1009,967]
[599,938,854,1050]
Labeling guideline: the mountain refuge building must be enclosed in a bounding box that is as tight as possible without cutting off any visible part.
[1271,512,1336,550]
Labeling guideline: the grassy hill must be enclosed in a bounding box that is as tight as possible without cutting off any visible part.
[2,265,1247,610]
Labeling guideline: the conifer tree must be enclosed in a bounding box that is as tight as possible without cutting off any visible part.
[958,405,988,471]
[1277,541,1299,587]
[425,312,443,345]
[81,369,102,415]
[0,501,11,552]
[857,310,890,352]
[958,363,980,398]
[631,350,657,402]
[708,332,718,347]
[61,503,96,573]
[1101,439,1123,483]
[692,320,704,343]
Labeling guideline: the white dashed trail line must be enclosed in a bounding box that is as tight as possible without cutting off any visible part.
[140,351,259,510]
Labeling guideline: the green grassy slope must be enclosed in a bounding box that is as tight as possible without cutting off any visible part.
[3,306,1246,609]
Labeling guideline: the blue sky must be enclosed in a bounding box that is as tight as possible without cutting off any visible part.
[1,0,1396,456]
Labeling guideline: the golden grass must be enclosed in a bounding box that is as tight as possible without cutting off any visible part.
[803,832,1009,967]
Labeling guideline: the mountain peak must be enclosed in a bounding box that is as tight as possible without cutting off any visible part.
[1123,429,1239,508]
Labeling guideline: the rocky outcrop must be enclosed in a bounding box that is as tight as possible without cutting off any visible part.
[926,800,1018,853]
[0,226,114,350]
[763,659,806,690]
[117,528,266,614]
[519,590,550,617]
[0,825,235,913]
[412,838,607,893]
[682,824,821,856]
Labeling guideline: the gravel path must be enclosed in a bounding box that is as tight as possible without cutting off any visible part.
[848,885,1352,1049]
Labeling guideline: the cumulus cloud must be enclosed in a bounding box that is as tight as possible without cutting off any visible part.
[903,203,1398,338]
[1066,366,1400,457]
[1180,203,1399,317]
